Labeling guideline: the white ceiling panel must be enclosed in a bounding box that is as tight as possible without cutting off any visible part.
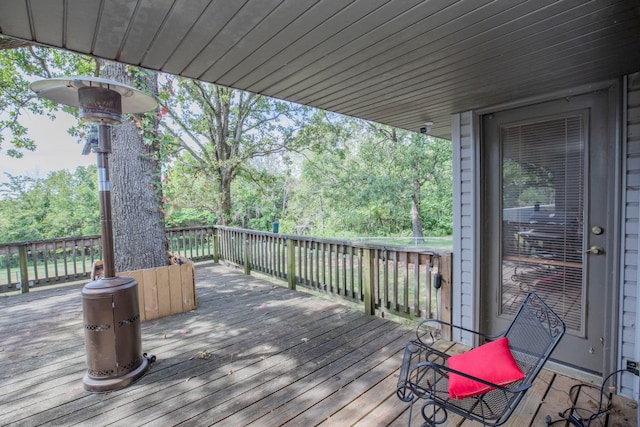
[0,1,32,40]
[118,0,175,65]
[0,0,638,139]
[332,4,627,116]
[161,0,247,75]
[199,0,319,84]
[30,0,65,47]
[138,0,210,70]
[65,0,103,54]
[92,0,138,59]
[212,0,341,87]
[261,0,452,98]
[180,0,284,79]
[267,0,506,111]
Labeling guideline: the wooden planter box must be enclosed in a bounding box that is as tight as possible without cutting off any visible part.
[119,262,196,322]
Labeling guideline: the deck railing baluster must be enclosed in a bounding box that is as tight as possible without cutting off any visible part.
[321,242,327,291]
[3,251,10,288]
[413,252,420,317]
[382,248,389,309]
[29,242,38,284]
[349,246,355,299]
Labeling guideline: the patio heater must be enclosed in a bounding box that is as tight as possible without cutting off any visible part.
[30,76,157,392]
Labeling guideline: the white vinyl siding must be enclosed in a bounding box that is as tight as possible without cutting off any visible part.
[452,111,479,345]
[620,72,640,400]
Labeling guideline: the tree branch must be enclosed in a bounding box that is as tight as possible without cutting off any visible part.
[27,46,53,78]
[159,121,205,165]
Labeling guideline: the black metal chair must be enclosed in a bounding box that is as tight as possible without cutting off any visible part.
[397,292,565,426]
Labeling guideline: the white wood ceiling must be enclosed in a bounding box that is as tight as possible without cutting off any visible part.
[1,0,639,139]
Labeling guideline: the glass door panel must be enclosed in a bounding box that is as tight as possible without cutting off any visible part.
[501,115,585,333]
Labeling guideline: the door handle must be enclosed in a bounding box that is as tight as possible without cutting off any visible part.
[585,246,605,255]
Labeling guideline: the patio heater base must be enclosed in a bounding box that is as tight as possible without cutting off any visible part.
[83,357,150,393]
[82,276,151,392]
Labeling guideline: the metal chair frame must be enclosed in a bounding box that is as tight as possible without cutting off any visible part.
[396,292,565,426]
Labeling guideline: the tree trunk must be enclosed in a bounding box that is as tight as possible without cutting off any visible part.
[411,178,425,242]
[101,61,167,271]
[217,172,233,226]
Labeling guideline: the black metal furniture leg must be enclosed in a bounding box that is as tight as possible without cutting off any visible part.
[420,401,447,426]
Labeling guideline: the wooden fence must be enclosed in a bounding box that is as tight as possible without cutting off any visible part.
[1,226,452,325]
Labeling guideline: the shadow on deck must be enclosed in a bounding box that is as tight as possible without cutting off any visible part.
[0,262,636,426]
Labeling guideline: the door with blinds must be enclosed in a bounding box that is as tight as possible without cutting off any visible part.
[481,90,614,374]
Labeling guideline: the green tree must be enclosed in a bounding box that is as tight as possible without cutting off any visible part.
[279,112,359,235]
[158,77,311,226]
[365,124,453,239]
[503,158,554,208]
[0,42,167,271]
[0,166,100,243]
[232,154,291,231]
[0,175,49,242]
[0,36,96,157]
[163,152,218,227]
[38,168,100,238]
[286,117,452,238]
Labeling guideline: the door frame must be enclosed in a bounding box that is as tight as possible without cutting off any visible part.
[476,81,622,377]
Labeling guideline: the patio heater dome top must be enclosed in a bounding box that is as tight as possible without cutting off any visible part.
[30,76,157,124]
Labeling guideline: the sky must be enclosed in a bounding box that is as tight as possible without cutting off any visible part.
[0,111,94,184]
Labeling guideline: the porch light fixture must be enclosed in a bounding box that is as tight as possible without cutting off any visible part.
[30,76,157,392]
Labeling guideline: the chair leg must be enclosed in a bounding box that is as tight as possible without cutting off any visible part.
[405,398,449,427]
[419,401,448,426]
[406,397,414,427]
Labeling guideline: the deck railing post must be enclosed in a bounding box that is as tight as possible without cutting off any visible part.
[244,234,251,275]
[213,230,220,263]
[363,248,376,315]
[439,253,453,340]
[287,238,296,290]
[18,244,29,294]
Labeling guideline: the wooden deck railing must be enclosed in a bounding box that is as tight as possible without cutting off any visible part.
[0,227,217,292]
[0,236,103,292]
[215,226,452,323]
[1,226,452,325]
[166,226,216,261]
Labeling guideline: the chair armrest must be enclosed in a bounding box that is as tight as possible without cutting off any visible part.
[415,318,504,346]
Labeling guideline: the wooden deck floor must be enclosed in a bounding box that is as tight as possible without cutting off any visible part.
[0,262,636,426]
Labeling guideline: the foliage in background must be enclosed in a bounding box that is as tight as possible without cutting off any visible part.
[0,42,169,270]
[0,166,99,242]
[0,40,97,157]
[279,115,453,237]
[1,44,454,242]
[1,108,454,241]
[502,158,554,208]
[157,77,313,226]
[162,154,218,227]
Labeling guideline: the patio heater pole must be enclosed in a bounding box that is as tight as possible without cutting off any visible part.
[96,124,116,279]
[30,77,158,392]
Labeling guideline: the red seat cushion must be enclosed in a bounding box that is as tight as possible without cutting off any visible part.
[447,337,524,399]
